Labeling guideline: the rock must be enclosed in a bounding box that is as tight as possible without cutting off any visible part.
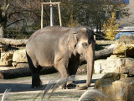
[107,55,134,75]
[13,49,28,63]
[95,73,134,101]
[113,36,134,57]
[0,44,8,52]
[95,73,127,88]
[0,51,13,66]
[94,55,134,75]
[77,64,87,74]
[12,62,29,68]
[94,60,107,73]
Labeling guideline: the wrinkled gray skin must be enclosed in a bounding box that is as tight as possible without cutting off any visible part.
[26,26,95,90]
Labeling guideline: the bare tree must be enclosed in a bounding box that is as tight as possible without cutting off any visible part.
[0,0,42,38]
[0,0,131,38]
[0,0,9,38]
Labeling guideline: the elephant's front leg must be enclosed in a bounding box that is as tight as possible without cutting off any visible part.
[54,56,69,89]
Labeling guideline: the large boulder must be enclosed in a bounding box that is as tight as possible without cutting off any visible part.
[94,55,134,75]
[94,60,107,73]
[0,52,13,66]
[12,49,28,68]
[12,49,28,63]
[113,36,134,57]
[95,73,134,101]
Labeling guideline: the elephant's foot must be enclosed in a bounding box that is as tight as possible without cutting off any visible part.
[76,84,88,90]
[66,81,76,89]
[32,79,42,88]
[59,83,66,89]
[32,84,43,88]
[66,83,76,89]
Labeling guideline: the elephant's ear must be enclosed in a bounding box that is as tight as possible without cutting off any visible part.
[68,34,77,51]
[87,28,95,42]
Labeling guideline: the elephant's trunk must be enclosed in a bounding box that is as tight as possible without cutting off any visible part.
[85,42,95,86]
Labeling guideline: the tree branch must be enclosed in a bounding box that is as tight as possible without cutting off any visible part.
[6,19,27,27]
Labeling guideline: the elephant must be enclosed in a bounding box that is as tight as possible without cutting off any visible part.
[26,26,95,90]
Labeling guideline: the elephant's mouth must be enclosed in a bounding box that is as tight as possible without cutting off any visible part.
[79,52,89,65]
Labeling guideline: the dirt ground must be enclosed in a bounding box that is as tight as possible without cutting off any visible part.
[0,73,104,101]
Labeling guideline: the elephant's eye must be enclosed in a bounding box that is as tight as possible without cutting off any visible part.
[82,42,88,48]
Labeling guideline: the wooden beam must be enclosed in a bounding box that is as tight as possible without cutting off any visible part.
[41,2,60,5]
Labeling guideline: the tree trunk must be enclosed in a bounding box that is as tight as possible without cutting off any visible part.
[0,67,57,79]
[0,1,9,38]
[95,48,113,59]
[0,25,4,38]
[0,38,28,46]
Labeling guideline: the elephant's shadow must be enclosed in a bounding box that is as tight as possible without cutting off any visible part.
[0,79,98,93]
[0,83,44,93]
[74,78,98,88]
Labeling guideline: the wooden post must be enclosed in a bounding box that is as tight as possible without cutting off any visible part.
[41,2,62,28]
[41,4,43,29]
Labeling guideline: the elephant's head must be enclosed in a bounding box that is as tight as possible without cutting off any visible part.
[68,28,95,90]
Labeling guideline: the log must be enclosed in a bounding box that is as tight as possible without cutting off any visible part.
[0,67,57,79]
[95,48,113,59]
[0,38,28,46]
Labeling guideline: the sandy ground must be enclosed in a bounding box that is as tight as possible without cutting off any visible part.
[0,73,104,101]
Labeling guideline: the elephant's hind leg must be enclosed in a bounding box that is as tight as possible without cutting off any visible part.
[67,60,79,89]
[68,60,79,76]
[26,52,42,88]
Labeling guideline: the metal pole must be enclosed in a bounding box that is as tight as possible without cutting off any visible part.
[50,1,54,26]
[58,4,62,26]
[41,4,43,29]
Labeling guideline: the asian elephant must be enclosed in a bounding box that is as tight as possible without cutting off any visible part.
[26,26,95,90]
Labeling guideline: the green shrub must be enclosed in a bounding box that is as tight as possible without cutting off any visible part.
[102,12,120,40]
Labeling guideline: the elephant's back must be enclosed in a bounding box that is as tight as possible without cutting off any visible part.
[26,26,71,53]
[26,27,68,67]
[31,26,69,38]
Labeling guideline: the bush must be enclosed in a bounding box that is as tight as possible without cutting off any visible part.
[102,12,120,40]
